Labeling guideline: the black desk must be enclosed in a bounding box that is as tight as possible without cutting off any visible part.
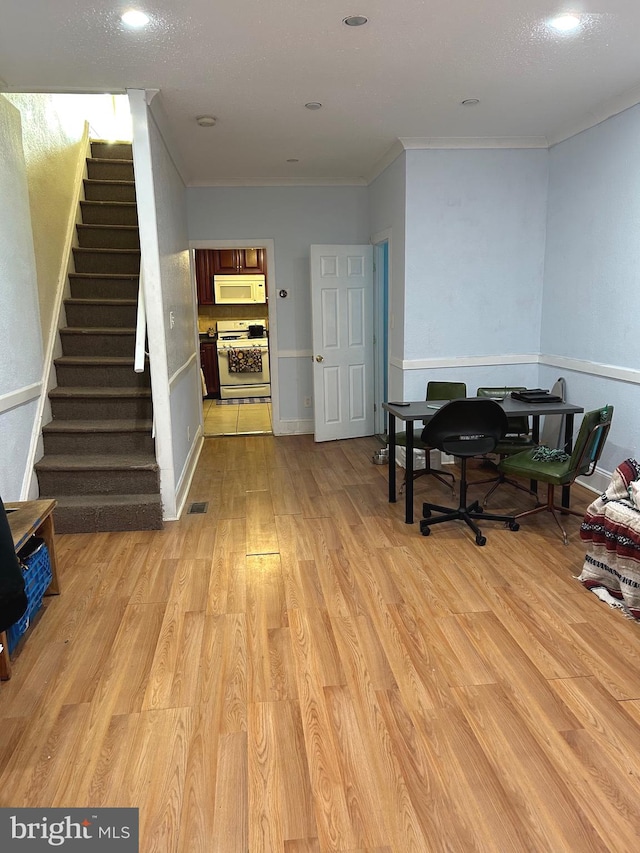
[383,397,585,523]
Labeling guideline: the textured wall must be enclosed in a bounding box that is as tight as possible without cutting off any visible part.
[0,96,43,497]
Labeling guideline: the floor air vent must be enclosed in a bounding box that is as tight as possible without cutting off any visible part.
[188,502,209,514]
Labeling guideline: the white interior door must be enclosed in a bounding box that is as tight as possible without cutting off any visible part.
[310,244,374,442]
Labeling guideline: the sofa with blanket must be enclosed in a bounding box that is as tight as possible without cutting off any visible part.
[579,458,640,619]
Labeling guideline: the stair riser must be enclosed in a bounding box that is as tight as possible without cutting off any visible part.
[87,161,135,181]
[65,302,138,327]
[53,500,163,534]
[43,431,155,456]
[77,226,140,250]
[55,364,150,388]
[80,203,138,226]
[50,397,153,420]
[69,277,139,300]
[84,181,136,203]
[37,468,159,496]
[73,249,140,275]
[60,332,135,357]
[90,143,133,161]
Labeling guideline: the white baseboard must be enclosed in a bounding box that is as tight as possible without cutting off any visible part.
[274,419,314,436]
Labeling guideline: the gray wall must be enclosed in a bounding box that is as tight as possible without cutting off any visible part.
[187,185,370,423]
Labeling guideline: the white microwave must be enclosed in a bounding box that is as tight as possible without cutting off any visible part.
[213,274,266,304]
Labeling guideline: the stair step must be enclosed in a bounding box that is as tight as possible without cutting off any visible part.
[68,274,139,300]
[49,386,152,420]
[64,298,138,328]
[80,200,138,226]
[84,179,136,203]
[87,158,135,182]
[72,247,140,274]
[60,327,135,357]
[43,419,155,453]
[35,453,160,497]
[90,141,133,161]
[43,494,163,533]
[53,356,149,388]
[76,224,140,249]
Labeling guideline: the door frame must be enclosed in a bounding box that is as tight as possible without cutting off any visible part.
[189,238,280,434]
[371,228,391,437]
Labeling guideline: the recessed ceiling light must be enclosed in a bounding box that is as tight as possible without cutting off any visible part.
[196,115,216,127]
[286,158,299,163]
[305,102,322,110]
[461,98,480,106]
[343,15,368,27]
[548,14,581,32]
[121,9,150,28]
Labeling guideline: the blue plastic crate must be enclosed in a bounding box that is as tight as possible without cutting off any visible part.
[7,537,52,654]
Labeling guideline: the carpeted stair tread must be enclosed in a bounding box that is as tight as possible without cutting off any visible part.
[43,419,153,433]
[73,247,140,255]
[36,453,158,472]
[54,356,139,365]
[60,327,136,335]
[49,386,151,398]
[65,298,137,306]
[47,494,160,508]
[68,273,138,280]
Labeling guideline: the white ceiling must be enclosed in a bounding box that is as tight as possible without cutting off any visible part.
[3,1,640,185]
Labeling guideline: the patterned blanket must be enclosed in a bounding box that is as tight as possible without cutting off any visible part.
[579,458,640,619]
[227,347,263,373]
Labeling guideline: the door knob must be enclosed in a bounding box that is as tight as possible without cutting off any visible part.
[315,355,324,362]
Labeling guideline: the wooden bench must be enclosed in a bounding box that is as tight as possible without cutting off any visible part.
[0,499,60,679]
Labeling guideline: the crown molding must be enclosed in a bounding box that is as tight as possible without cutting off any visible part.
[187,176,367,187]
[399,136,549,150]
[546,84,640,147]
[365,140,406,184]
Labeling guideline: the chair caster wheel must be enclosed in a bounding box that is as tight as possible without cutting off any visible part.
[420,523,431,536]
[475,535,487,546]
[508,521,520,531]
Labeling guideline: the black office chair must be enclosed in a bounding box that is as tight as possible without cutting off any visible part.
[394,381,467,496]
[419,399,520,546]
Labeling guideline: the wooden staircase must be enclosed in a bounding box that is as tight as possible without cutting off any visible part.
[36,140,163,534]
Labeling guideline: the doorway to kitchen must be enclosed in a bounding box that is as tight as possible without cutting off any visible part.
[190,238,278,437]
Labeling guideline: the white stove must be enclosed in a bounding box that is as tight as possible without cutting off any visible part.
[216,319,270,399]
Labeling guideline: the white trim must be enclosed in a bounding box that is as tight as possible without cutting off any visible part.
[0,382,42,415]
[169,351,198,388]
[188,238,281,434]
[539,353,640,384]
[547,84,640,148]
[577,465,613,498]
[397,353,539,370]
[171,431,205,520]
[399,136,548,150]
[366,141,405,185]
[276,418,314,435]
[187,176,367,187]
[21,125,90,499]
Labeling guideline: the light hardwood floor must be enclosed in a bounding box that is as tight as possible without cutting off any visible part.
[2,435,640,852]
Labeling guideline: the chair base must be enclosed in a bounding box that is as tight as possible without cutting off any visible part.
[481,474,538,507]
[514,484,584,545]
[420,498,519,546]
[399,465,455,497]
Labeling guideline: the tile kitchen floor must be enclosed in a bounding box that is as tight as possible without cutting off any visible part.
[203,399,273,436]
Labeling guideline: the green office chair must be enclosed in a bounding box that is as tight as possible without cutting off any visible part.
[474,386,537,505]
[498,405,613,544]
[394,381,467,495]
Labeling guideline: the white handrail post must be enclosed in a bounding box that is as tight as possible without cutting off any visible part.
[134,271,146,373]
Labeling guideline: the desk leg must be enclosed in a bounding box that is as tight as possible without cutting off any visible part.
[561,413,575,509]
[530,415,540,497]
[405,421,414,524]
[388,415,397,503]
[0,632,11,680]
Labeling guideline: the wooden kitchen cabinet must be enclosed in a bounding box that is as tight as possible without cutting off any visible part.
[199,341,219,397]
[194,250,215,305]
[212,248,265,275]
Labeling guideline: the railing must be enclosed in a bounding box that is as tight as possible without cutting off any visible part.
[134,270,146,373]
